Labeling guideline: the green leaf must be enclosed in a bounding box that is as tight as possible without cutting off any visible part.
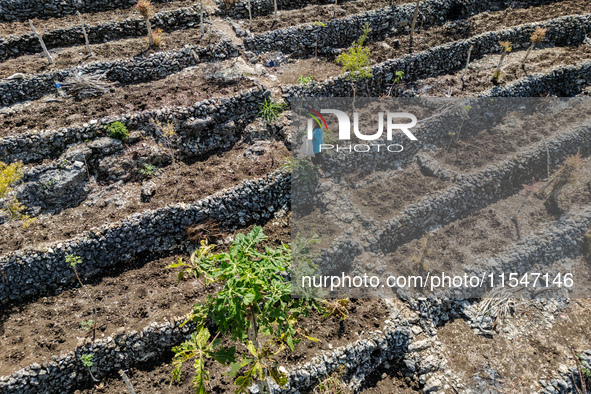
[211,346,236,365]
[227,358,253,378]
[269,365,288,387]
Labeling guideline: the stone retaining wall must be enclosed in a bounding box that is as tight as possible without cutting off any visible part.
[245,0,561,56]
[0,86,268,164]
[0,36,238,108]
[0,5,210,62]
[0,0,175,22]
[0,169,290,305]
[281,14,591,99]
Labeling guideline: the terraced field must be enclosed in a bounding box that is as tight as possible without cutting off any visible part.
[0,0,590,393]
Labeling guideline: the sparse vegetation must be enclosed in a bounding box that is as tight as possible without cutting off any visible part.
[322,298,349,320]
[105,121,129,141]
[80,319,94,331]
[139,163,158,177]
[151,28,164,47]
[313,365,350,394]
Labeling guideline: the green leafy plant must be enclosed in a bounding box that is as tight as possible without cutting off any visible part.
[259,98,286,123]
[81,353,99,382]
[336,22,373,105]
[492,41,512,84]
[105,121,129,141]
[80,319,94,331]
[169,227,319,393]
[139,163,158,178]
[298,76,314,86]
[0,161,35,229]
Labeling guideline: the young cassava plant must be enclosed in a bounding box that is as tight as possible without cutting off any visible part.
[169,227,320,393]
[336,22,373,106]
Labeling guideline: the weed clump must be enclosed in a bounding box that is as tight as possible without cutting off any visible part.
[259,98,286,123]
[105,121,129,141]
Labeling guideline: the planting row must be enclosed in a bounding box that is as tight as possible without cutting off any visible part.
[283,13,591,99]
[244,0,563,55]
[0,168,289,305]
[0,33,238,108]
[0,86,268,164]
[0,4,211,63]
[0,0,180,22]
[306,120,591,278]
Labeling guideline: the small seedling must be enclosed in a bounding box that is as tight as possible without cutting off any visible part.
[81,353,94,367]
[386,70,404,96]
[66,253,84,287]
[298,76,314,86]
[81,353,99,382]
[259,98,286,123]
[492,41,512,84]
[297,76,314,117]
[105,121,129,141]
[80,320,94,331]
[522,27,547,70]
[135,0,155,47]
[139,163,157,177]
